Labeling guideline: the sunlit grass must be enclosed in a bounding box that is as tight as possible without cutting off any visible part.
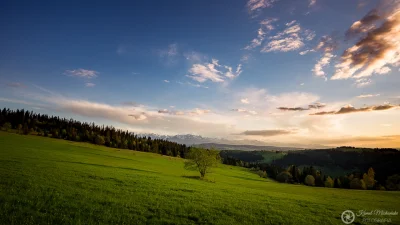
[0,131,399,224]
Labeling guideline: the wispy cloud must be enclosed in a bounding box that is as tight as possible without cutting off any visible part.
[312,35,338,79]
[309,0,317,7]
[240,54,251,63]
[163,80,170,83]
[356,94,380,98]
[158,44,180,65]
[64,69,98,78]
[310,104,399,115]
[312,53,334,80]
[85,82,95,87]
[261,21,314,53]
[177,81,209,89]
[245,18,278,50]
[277,102,326,111]
[231,108,258,115]
[239,129,295,136]
[159,43,178,57]
[354,78,372,88]
[247,0,279,12]
[241,98,250,104]
[187,59,242,83]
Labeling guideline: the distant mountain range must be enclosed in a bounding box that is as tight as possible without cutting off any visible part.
[138,133,326,151]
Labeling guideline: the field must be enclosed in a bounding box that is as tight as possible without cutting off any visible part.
[1,132,399,225]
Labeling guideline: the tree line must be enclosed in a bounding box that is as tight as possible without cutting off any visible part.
[220,156,400,191]
[0,108,190,158]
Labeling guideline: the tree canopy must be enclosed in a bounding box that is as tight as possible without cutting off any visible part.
[184,147,220,178]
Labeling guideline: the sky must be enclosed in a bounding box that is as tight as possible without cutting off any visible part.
[1,0,400,148]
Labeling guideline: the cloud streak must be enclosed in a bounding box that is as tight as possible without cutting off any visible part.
[310,104,399,115]
[187,59,242,83]
[64,69,98,78]
[247,0,279,12]
[277,102,326,111]
[240,129,295,136]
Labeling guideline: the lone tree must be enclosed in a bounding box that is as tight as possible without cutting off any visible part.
[184,147,220,178]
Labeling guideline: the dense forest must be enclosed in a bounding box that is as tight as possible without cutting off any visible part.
[221,149,400,191]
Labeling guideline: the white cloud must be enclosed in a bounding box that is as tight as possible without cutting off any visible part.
[244,18,278,50]
[187,59,242,83]
[309,0,316,7]
[354,78,372,88]
[241,98,250,104]
[312,52,335,79]
[190,108,211,116]
[262,34,304,52]
[304,30,316,41]
[261,21,314,53]
[85,83,95,87]
[163,80,170,83]
[332,3,400,80]
[247,0,279,12]
[231,108,258,115]
[356,94,380,98]
[260,18,278,30]
[299,49,315,55]
[187,64,224,83]
[375,66,391,75]
[286,20,297,27]
[241,54,251,62]
[64,69,98,79]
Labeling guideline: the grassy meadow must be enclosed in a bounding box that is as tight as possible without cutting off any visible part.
[0,131,399,225]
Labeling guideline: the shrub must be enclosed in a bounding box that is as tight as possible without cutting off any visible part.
[257,170,267,178]
[324,176,334,188]
[304,175,315,186]
[386,174,400,191]
[350,178,367,190]
[1,122,11,131]
[276,171,293,183]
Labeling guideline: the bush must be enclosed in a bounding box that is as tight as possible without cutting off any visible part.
[386,174,400,191]
[350,178,367,190]
[276,171,293,183]
[324,176,334,188]
[304,175,315,186]
[257,170,267,178]
[1,122,11,131]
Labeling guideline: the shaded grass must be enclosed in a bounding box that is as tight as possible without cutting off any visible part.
[0,131,399,225]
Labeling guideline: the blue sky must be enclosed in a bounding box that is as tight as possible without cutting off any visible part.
[1,0,400,147]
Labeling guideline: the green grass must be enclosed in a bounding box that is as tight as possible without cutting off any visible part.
[0,132,399,225]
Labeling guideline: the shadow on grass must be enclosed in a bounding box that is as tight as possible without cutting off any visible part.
[54,160,157,174]
[228,175,266,182]
[181,175,216,183]
[182,175,201,180]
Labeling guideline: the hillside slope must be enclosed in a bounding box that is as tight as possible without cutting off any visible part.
[0,132,399,225]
